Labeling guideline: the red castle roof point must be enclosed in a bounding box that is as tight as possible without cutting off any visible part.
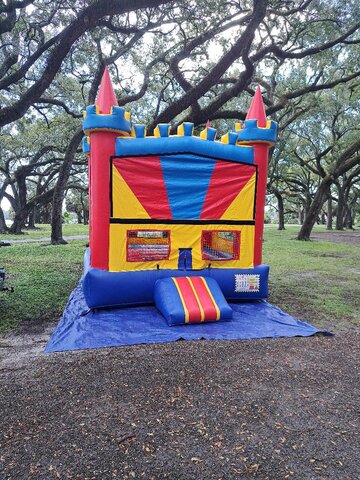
[246,85,267,128]
[96,66,118,114]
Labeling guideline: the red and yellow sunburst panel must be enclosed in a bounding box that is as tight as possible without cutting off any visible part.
[109,153,257,272]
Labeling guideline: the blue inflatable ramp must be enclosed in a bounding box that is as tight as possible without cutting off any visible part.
[45,282,332,353]
[154,276,232,326]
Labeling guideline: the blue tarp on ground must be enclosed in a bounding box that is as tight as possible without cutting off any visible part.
[45,283,332,352]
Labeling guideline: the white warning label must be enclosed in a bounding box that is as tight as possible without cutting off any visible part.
[235,274,260,293]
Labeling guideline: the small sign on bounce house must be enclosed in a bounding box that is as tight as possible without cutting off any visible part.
[235,274,260,293]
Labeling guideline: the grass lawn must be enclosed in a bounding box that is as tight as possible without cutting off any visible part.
[0,224,359,334]
[264,225,360,332]
[0,240,86,333]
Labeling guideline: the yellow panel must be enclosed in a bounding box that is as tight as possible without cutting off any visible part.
[177,124,184,136]
[112,166,150,219]
[109,223,254,272]
[199,128,207,139]
[221,172,256,221]
[221,133,231,144]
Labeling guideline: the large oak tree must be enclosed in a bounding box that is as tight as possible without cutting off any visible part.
[0,0,359,241]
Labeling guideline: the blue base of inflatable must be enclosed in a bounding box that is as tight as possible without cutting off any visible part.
[45,282,332,353]
[83,249,270,309]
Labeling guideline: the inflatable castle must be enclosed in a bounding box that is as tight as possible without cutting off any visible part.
[82,69,277,325]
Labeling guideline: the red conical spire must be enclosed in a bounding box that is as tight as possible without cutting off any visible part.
[206,119,211,128]
[246,85,267,127]
[96,67,118,114]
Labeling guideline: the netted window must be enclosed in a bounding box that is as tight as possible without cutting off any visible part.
[127,230,170,262]
[202,231,240,261]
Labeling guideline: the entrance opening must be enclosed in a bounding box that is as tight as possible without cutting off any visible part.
[178,248,193,270]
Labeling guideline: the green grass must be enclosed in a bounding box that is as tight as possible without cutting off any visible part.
[263,225,360,331]
[0,224,359,335]
[0,240,86,333]
[0,223,89,241]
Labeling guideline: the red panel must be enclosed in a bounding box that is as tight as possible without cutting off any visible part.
[176,277,202,323]
[90,131,118,270]
[201,162,256,219]
[253,144,269,265]
[113,156,172,218]
[246,87,269,266]
[190,277,218,321]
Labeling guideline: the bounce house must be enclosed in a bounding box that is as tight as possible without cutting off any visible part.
[46,69,330,351]
[81,68,277,325]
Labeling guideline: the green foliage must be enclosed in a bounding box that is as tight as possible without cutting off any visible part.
[62,211,71,224]
[66,189,89,223]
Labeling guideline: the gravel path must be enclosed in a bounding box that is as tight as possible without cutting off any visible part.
[0,324,359,480]
[4,235,88,244]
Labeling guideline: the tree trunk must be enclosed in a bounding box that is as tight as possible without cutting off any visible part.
[343,205,353,229]
[51,129,83,244]
[80,191,89,225]
[304,194,312,219]
[9,172,28,234]
[8,187,54,234]
[351,206,357,227]
[39,204,51,224]
[274,190,285,230]
[27,207,36,228]
[326,197,333,230]
[335,185,345,230]
[297,177,332,240]
[0,205,8,233]
[34,205,41,223]
[83,207,89,225]
[9,207,29,234]
[349,195,359,228]
[298,206,304,225]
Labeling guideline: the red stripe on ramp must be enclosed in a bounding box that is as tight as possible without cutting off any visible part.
[189,277,218,321]
[175,277,202,323]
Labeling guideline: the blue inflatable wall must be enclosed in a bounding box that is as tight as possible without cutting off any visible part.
[83,249,269,309]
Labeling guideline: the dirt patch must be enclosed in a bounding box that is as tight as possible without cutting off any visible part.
[0,322,55,370]
[311,230,360,246]
[12,315,58,336]
[0,327,359,480]
[348,268,360,275]
[288,270,320,278]
[306,251,346,258]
